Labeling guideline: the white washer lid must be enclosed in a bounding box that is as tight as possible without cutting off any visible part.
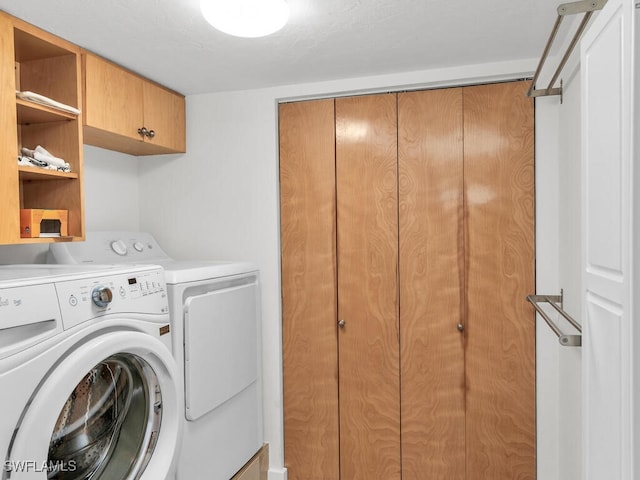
[156,260,257,284]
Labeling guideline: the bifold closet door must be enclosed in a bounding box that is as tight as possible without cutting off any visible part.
[280,99,340,480]
[280,82,534,480]
[335,94,401,480]
[463,81,535,480]
[398,88,466,480]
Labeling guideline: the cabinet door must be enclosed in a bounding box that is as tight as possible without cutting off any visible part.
[142,81,186,153]
[398,88,465,480]
[463,81,535,480]
[336,94,400,480]
[82,52,144,146]
[280,99,340,480]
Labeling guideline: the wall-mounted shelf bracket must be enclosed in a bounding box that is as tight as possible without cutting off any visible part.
[527,0,608,99]
[527,290,582,346]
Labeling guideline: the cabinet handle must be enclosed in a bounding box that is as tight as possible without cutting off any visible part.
[147,129,155,138]
[457,323,465,332]
[138,127,149,138]
[338,319,346,328]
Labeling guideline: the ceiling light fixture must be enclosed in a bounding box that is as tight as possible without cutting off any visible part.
[200,0,290,38]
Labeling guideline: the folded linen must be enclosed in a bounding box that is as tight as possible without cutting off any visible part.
[20,146,71,172]
[34,145,68,168]
[16,90,81,115]
[18,155,62,171]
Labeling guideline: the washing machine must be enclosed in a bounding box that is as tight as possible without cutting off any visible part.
[0,263,181,480]
[48,232,263,480]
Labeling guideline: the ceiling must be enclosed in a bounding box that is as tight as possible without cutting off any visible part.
[0,0,564,96]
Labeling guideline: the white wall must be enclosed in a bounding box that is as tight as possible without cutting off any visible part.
[137,58,568,479]
[0,145,140,264]
[82,145,141,231]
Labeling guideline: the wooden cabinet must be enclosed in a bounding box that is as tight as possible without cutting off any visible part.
[82,51,186,156]
[280,81,535,480]
[0,11,84,245]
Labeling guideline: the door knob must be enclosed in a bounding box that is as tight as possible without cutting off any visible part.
[338,319,346,328]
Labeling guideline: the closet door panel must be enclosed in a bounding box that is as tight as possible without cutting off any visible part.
[398,88,465,480]
[335,94,400,480]
[280,99,340,480]
[463,81,536,480]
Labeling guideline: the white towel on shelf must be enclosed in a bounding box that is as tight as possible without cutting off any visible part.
[15,90,81,115]
[34,145,68,168]
[18,155,59,170]
[20,146,71,172]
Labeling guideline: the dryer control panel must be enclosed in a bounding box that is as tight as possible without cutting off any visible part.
[49,231,171,264]
[56,268,169,330]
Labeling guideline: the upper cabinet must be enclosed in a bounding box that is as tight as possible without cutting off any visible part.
[82,51,186,156]
[0,11,85,245]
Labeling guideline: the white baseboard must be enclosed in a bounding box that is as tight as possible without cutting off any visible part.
[268,467,288,480]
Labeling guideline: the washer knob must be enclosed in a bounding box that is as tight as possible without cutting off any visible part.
[92,286,113,308]
[133,241,145,252]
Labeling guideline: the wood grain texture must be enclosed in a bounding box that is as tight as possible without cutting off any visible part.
[20,120,84,238]
[0,12,84,244]
[82,51,144,142]
[142,81,186,153]
[19,54,79,108]
[0,13,20,244]
[397,88,466,480]
[463,81,536,480]
[335,94,400,480]
[279,99,340,480]
[82,51,185,155]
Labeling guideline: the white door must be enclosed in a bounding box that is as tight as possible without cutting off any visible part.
[580,0,637,479]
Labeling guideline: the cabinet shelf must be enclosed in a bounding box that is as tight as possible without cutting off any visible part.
[0,12,85,245]
[16,98,77,124]
[18,165,79,180]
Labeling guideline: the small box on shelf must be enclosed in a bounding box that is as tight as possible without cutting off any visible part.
[20,208,68,238]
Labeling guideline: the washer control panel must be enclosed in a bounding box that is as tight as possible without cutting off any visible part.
[56,268,169,330]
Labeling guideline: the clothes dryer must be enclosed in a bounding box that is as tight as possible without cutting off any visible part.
[0,264,181,480]
[48,233,263,480]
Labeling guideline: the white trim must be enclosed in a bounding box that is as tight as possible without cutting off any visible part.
[268,466,288,480]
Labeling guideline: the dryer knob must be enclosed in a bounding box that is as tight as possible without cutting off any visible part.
[111,240,128,256]
[92,286,113,308]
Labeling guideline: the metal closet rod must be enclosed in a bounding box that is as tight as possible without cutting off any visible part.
[527,0,608,99]
[526,292,582,347]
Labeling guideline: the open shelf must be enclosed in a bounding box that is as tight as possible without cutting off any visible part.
[18,166,79,180]
[0,12,85,244]
[17,98,77,124]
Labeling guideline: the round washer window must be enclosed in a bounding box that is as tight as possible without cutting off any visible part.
[47,354,163,479]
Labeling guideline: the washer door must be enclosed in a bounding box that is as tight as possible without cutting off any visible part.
[6,331,180,480]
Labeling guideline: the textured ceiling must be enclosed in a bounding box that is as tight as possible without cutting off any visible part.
[0,0,563,95]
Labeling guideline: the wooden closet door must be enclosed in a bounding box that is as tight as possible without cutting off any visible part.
[398,88,466,480]
[335,94,400,480]
[463,81,535,480]
[280,99,340,480]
